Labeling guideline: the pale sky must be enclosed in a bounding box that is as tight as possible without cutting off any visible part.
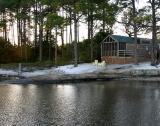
[112,0,152,39]
[7,0,151,45]
[77,0,152,42]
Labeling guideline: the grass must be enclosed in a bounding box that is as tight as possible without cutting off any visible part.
[0,58,87,71]
[0,61,54,70]
[0,63,19,70]
[0,59,74,70]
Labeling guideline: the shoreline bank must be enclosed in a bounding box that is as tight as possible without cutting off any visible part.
[1,62,160,84]
[1,72,160,84]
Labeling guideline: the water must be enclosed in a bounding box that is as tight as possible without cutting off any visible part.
[0,81,160,126]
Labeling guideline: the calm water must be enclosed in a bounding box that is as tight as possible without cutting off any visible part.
[0,81,160,126]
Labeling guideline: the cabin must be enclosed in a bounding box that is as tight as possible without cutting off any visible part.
[101,35,151,64]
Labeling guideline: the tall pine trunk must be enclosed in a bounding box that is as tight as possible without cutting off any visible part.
[88,3,94,62]
[17,9,21,46]
[90,14,93,62]
[102,7,106,32]
[23,18,28,62]
[73,12,78,67]
[39,5,43,62]
[34,0,38,47]
[69,9,72,45]
[60,28,64,57]
[55,28,58,67]
[132,0,138,64]
[151,0,157,65]
[2,11,7,42]
[39,23,43,62]
[49,30,52,61]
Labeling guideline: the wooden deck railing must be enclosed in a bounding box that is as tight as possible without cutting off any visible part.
[102,50,135,57]
[118,50,134,57]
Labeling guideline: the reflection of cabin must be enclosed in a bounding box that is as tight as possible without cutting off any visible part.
[101,35,151,64]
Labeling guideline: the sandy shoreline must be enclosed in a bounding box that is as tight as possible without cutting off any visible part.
[1,63,160,84]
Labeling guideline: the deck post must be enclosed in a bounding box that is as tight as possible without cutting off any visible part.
[117,42,119,57]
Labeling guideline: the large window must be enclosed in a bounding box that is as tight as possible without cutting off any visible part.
[119,43,126,50]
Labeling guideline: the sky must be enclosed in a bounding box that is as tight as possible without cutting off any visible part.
[6,0,151,45]
[74,0,151,43]
[111,0,151,39]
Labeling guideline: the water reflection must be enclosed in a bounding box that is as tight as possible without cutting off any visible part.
[0,81,160,125]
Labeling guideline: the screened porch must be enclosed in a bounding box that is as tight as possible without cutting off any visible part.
[101,42,134,57]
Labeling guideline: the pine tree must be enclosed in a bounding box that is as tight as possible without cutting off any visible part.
[119,0,139,64]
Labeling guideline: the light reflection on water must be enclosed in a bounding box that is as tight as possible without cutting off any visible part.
[0,81,160,126]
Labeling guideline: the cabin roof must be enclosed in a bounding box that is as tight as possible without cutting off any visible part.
[110,35,134,43]
[102,34,152,44]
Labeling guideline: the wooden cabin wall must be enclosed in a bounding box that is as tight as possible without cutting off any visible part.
[137,44,150,58]
[102,56,135,64]
[126,44,134,51]
[101,35,152,64]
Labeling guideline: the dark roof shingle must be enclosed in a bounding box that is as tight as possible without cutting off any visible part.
[110,35,134,43]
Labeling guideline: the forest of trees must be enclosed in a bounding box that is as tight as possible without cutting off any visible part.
[0,0,159,66]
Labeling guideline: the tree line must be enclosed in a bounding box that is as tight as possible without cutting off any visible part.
[0,0,159,66]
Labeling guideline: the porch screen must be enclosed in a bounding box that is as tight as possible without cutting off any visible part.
[102,42,117,56]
